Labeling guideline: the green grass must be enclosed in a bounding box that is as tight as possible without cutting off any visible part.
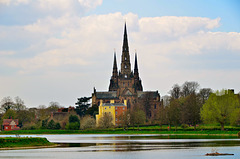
[0,137,54,148]
[0,129,239,136]
[0,125,239,137]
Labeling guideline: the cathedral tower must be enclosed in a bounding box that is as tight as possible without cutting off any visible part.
[120,23,131,78]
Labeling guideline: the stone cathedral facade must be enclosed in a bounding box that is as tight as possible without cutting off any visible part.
[92,23,161,119]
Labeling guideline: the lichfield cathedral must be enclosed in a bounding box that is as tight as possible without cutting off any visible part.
[92,23,162,119]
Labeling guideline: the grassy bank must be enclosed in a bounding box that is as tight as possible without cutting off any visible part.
[0,137,55,148]
[0,129,239,137]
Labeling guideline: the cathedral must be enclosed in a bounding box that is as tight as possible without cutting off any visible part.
[92,23,162,119]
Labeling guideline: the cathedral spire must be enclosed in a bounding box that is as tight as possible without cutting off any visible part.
[112,50,118,77]
[121,22,131,78]
[134,51,139,78]
[134,51,138,71]
[122,22,129,52]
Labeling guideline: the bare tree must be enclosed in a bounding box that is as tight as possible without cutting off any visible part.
[14,96,26,111]
[169,84,181,99]
[162,95,171,107]
[47,102,60,112]
[181,81,200,97]
[1,96,15,112]
[198,88,213,105]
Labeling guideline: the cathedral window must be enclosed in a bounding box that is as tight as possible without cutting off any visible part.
[125,65,127,68]
[125,57,127,61]
[125,75,127,78]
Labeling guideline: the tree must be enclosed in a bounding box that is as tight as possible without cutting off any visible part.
[201,90,240,130]
[38,105,49,121]
[119,110,131,130]
[1,96,15,112]
[166,98,180,131]
[16,110,35,128]
[75,97,91,117]
[169,84,181,99]
[156,105,167,130]
[80,115,96,129]
[47,120,56,129]
[67,115,80,130]
[162,95,171,107]
[14,96,26,111]
[85,104,98,117]
[198,88,212,105]
[181,94,201,130]
[130,109,146,130]
[98,112,113,128]
[48,102,60,112]
[181,81,199,97]
[2,109,16,119]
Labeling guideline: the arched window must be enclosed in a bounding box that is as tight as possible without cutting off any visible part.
[125,75,127,78]
[125,65,127,68]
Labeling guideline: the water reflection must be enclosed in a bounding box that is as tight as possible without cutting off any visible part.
[1,134,240,159]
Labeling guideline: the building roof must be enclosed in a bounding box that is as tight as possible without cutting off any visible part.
[96,91,118,99]
[3,119,19,126]
[102,103,126,107]
[137,91,160,99]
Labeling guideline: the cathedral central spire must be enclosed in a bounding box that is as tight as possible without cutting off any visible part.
[121,22,131,78]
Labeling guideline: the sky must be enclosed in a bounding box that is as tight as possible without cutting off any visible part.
[0,0,240,107]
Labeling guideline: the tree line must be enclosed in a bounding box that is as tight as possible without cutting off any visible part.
[157,81,240,130]
[1,81,239,131]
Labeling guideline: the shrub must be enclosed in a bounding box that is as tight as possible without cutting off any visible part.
[181,124,189,129]
[80,116,96,129]
[66,122,80,130]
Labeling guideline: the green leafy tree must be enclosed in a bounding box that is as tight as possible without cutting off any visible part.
[201,90,240,130]
[130,109,146,130]
[85,104,98,117]
[181,94,201,130]
[55,123,61,129]
[2,109,16,119]
[67,115,80,130]
[75,97,91,117]
[16,110,35,128]
[166,98,180,131]
[47,120,56,129]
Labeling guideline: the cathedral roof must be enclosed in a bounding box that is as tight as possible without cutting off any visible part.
[137,91,159,99]
[95,91,117,99]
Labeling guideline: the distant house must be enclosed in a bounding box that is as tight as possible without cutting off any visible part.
[3,119,20,131]
[96,100,127,126]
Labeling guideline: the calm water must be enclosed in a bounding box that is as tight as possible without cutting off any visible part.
[1,134,240,159]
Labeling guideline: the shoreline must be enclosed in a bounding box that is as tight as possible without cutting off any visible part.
[0,145,58,150]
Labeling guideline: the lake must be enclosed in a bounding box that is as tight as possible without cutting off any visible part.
[0,134,240,159]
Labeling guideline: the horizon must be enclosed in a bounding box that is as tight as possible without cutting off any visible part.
[0,0,240,107]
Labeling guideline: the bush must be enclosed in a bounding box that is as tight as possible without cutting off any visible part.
[80,116,96,129]
[55,123,61,129]
[66,122,80,130]
[47,120,56,129]
[181,124,189,129]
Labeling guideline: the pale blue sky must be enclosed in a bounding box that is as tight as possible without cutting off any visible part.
[0,0,239,107]
[89,0,240,32]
